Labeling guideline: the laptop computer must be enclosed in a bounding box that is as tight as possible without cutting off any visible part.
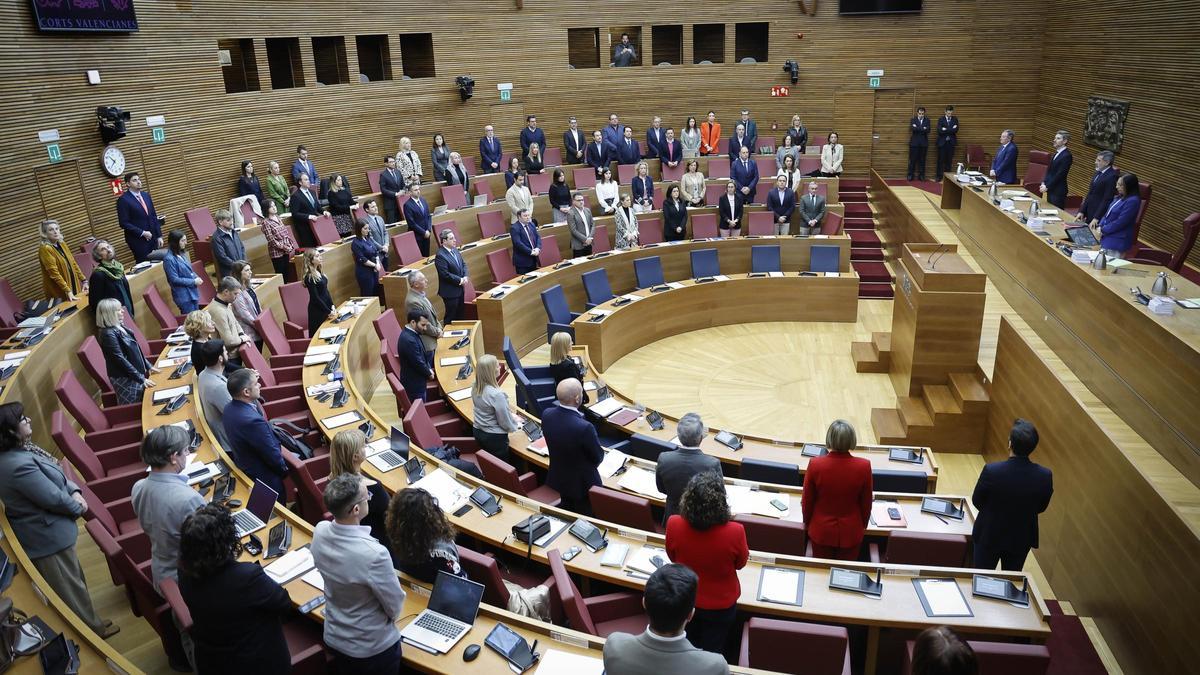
[232,480,279,538]
[399,571,486,654]
[367,427,412,473]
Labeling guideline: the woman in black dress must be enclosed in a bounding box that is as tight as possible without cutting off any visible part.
[548,168,572,223]
[548,332,589,404]
[326,174,356,237]
[503,156,522,189]
[237,160,265,205]
[350,220,382,297]
[662,184,689,241]
[300,248,335,335]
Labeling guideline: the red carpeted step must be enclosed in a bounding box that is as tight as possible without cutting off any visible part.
[848,230,881,247]
[839,179,869,190]
[844,204,873,217]
[1044,601,1108,675]
[852,261,892,283]
[859,282,894,299]
[844,218,876,229]
[851,249,885,262]
[840,192,869,202]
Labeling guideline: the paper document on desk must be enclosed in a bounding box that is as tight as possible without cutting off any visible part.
[300,568,325,592]
[365,438,390,455]
[306,343,341,356]
[409,469,470,513]
[152,385,191,403]
[712,274,731,281]
[446,387,472,401]
[588,308,612,317]
[491,284,516,297]
[666,282,685,289]
[306,382,341,397]
[16,317,47,328]
[167,345,193,359]
[443,329,470,338]
[758,566,804,605]
[165,332,190,345]
[727,485,789,518]
[318,327,347,339]
[598,449,628,478]
[535,649,605,675]
[625,545,667,576]
[439,356,469,366]
[617,466,666,500]
[823,272,840,277]
[618,293,643,303]
[587,397,624,418]
[264,548,315,585]
[526,437,549,456]
[321,411,364,429]
[1107,258,1132,268]
[915,578,972,616]
[303,352,336,366]
[768,271,784,277]
[2,351,28,361]
[534,517,569,548]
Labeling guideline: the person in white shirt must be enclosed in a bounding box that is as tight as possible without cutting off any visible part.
[595,168,620,214]
[820,132,844,177]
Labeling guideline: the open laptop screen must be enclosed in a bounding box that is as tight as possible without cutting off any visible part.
[428,571,485,625]
[390,426,412,459]
[247,480,280,522]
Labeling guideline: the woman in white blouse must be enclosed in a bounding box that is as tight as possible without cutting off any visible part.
[613,193,639,249]
[778,154,804,192]
[820,132,843,177]
[594,167,619,214]
[680,116,702,159]
[680,160,706,207]
[396,137,423,185]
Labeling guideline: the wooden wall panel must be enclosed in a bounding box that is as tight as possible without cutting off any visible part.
[1035,0,1200,268]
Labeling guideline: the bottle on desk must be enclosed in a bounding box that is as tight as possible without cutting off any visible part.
[1029,200,1039,217]
[989,181,999,200]
[956,162,964,174]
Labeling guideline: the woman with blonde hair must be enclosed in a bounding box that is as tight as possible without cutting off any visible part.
[38,219,86,301]
[548,332,589,403]
[328,429,392,551]
[524,142,546,175]
[96,298,157,404]
[631,161,654,214]
[263,160,290,209]
[396,137,422,185]
[301,249,335,335]
[472,354,521,461]
[87,239,134,316]
[230,260,262,351]
[801,419,872,560]
[183,309,217,368]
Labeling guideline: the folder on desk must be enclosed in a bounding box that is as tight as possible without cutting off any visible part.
[526,436,549,456]
[757,566,805,606]
[587,397,624,418]
[607,407,641,426]
[912,578,973,617]
[617,466,666,500]
[870,500,908,528]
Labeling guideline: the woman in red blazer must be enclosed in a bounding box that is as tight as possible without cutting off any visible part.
[666,471,749,655]
[801,420,873,560]
[700,111,722,156]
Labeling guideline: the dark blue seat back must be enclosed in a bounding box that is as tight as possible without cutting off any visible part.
[626,434,678,462]
[740,457,801,486]
[541,285,572,324]
[810,245,840,273]
[633,256,665,288]
[751,245,781,273]
[502,336,523,376]
[690,248,720,278]
[872,469,929,494]
[582,269,615,307]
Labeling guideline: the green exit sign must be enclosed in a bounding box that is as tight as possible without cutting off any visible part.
[499,89,511,102]
[46,143,62,163]
[868,77,881,88]
[151,127,165,144]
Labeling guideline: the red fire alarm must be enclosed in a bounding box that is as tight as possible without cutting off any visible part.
[109,179,125,196]
[770,86,791,97]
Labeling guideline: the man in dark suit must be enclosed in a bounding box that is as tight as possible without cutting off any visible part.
[738,110,758,152]
[612,34,637,67]
[616,126,641,165]
[223,369,291,501]
[289,173,328,249]
[907,107,930,181]
[586,130,610,178]
[291,145,318,187]
[444,152,470,194]
[434,228,468,323]
[520,115,546,157]
[935,105,959,177]
[402,183,433,256]
[379,155,405,224]
[1076,150,1118,226]
[797,181,827,236]
[646,117,666,159]
[1040,130,1073,209]
[116,172,162,262]
[479,125,503,174]
[730,146,759,202]
[990,129,1019,185]
[766,176,796,235]
[563,116,586,164]
[727,124,753,160]
[655,413,721,523]
[971,418,1054,571]
[602,114,626,155]
[398,309,434,403]
[659,128,683,171]
[542,378,604,515]
[510,209,542,274]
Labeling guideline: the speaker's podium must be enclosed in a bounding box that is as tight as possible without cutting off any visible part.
[870,243,990,452]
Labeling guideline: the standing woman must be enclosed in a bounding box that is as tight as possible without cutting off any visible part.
[631,161,654,214]
[328,429,392,552]
[350,220,383,297]
[786,115,809,155]
[504,156,522,189]
[680,160,706,207]
[820,132,844,177]
[0,403,118,638]
[548,332,588,403]
[259,198,298,282]
[662,184,688,241]
[718,181,743,238]
[614,193,639,249]
[524,143,546,175]
[397,137,423,185]
[548,169,572,224]
[301,249,336,335]
[665,472,748,654]
[595,167,619,214]
[230,260,263,352]
[801,419,872,560]
[700,111,721,156]
[37,219,86,301]
[1094,172,1143,259]
[163,230,202,314]
[263,161,290,211]
[471,354,521,461]
[385,489,466,583]
[237,160,265,206]
[779,154,803,192]
[96,298,157,405]
[326,174,357,237]
[775,134,797,174]
[87,239,134,316]
[430,133,451,183]
[680,116,702,159]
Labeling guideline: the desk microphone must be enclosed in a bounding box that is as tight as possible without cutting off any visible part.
[927,244,949,270]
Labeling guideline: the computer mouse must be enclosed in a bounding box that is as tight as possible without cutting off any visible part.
[226,499,242,509]
[462,644,481,662]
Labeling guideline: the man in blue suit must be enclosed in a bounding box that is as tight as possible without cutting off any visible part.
[990,129,1019,184]
[658,128,683,171]
[563,117,587,164]
[520,115,546,157]
[379,155,405,224]
[727,124,753,160]
[479,125,503,174]
[738,110,758,151]
[766,176,796,235]
[291,145,318,187]
[116,172,162,262]
[602,113,626,156]
[1040,131,1073,208]
[730,146,759,202]
[398,309,434,403]
[1076,151,1118,226]
[288,173,328,249]
[435,228,468,323]
[223,369,291,502]
[971,418,1053,571]
[542,378,604,515]
[615,126,641,166]
[935,106,959,177]
[645,117,666,159]
[586,130,610,178]
[402,183,433,256]
[907,107,931,181]
[510,209,542,274]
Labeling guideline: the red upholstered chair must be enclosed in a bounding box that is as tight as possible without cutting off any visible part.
[192,260,216,306]
[460,156,477,176]
[901,638,1051,675]
[255,308,309,367]
[965,144,990,172]
[662,162,684,182]
[704,182,726,207]
[652,189,666,211]
[548,549,646,638]
[474,180,493,204]
[403,400,480,465]
[120,311,164,358]
[543,147,563,167]
[692,213,719,239]
[365,169,382,193]
[75,336,121,407]
[438,222,464,249]
[739,617,851,675]
[1125,181,1153,257]
[1022,150,1050,195]
[747,211,775,236]
[478,210,507,238]
[185,207,218,241]
[821,212,844,236]
[143,285,183,335]
[441,185,468,211]
[617,164,637,184]
[477,451,561,507]
[1129,212,1200,282]
[310,214,342,246]
[798,155,821,176]
[381,341,400,380]
[237,343,303,392]
[462,278,480,320]
[592,224,612,253]
[573,168,597,189]
[528,172,552,195]
[638,218,664,245]
[279,281,311,338]
[811,134,828,148]
[708,158,731,179]
[753,182,773,206]
[55,370,141,439]
[734,514,808,557]
[457,546,516,608]
[0,280,22,335]
[388,373,460,434]
[392,231,424,266]
[539,234,564,266]
[284,452,331,525]
[373,308,402,356]
[486,249,517,284]
[75,252,96,278]
[51,410,142,483]
[588,486,661,534]
[755,157,776,181]
[868,530,967,567]
[65,460,140,539]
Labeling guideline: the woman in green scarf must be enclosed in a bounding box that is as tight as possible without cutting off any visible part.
[87,239,135,317]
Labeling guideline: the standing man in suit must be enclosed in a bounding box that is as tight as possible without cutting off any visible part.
[567,193,596,257]
[990,129,1019,184]
[766,176,796,235]
[116,172,162,262]
[510,209,542,274]
[603,113,626,156]
[1076,150,1118,225]
[444,152,470,195]
[520,115,546,157]
[404,271,442,367]
[739,110,758,151]
[612,33,637,67]
[797,182,826,236]
[291,145,318,187]
[563,116,586,164]
[587,130,611,178]
[971,419,1054,571]
[655,413,721,523]
[646,116,666,159]
[479,125,502,175]
[402,183,432,256]
[1040,130,1073,208]
[730,146,759,202]
[398,309,434,403]
[617,126,642,165]
[289,173,329,249]
[223,369,291,501]
[434,229,468,323]
[935,105,959,177]
[379,155,405,224]
[602,564,730,675]
[505,172,533,224]
[727,124,753,160]
[907,107,931,181]
[659,128,683,171]
[542,378,604,515]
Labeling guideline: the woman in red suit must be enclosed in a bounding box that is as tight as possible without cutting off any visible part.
[666,471,749,655]
[801,420,873,560]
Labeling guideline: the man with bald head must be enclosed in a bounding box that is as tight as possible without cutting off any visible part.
[404,270,443,367]
[541,378,604,515]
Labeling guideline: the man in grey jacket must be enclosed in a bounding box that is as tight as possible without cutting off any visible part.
[656,412,721,523]
[131,425,206,591]
[797,181,827,236]
[567,192,596,257]
[404,270,443,367]
[603,564,729,675]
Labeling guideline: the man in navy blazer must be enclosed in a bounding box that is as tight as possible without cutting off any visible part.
[971,419,1053,571]
[1077,151,1118,226]
[602,114,626,155]
[907,107,931,181]
[117,172,162,262]
[291,145,318,187]
[563,117,587,164]
[479,125,503,174]
[935,106,959,177]
[990,129,1019,184]
[738,110,758,150]
[434,229,468,323]
[398,310,434,403]
[520,116,546,157]
[730,147,759,201]
[379,156,405,224]
[510,209,542,274]
[615,127,641,165]
[542,378,604,515]
[288,173,327,249]
[223,369,291,502]
[586,130,610,178]
[727,124,753,160]
[1040,131,1073,208]
[402,183,433,256]
[645,117,666,159]
[658,128,683,170]
[766,176,796,235]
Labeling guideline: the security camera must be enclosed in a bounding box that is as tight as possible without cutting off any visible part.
[455,76,476,102]
[782,60,799,85]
